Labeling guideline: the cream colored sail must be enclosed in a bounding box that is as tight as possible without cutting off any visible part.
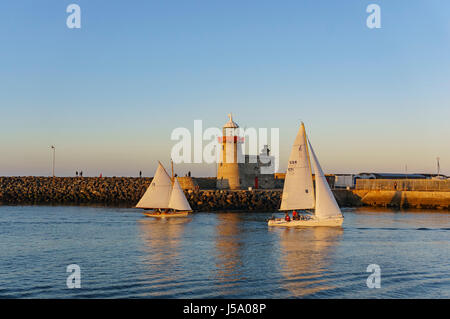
[280,122,315,211]
[308,141,343,219]
[136,162,172,209]
[168,178,192,212]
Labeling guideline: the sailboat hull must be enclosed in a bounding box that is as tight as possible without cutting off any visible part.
[143,211,190,218]
[268,217,343,227]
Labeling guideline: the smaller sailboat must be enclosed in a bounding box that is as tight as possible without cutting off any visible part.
[136,161,192,218]
[268,123,343,227]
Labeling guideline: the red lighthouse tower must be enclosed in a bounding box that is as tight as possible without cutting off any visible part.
[216,114,243,189]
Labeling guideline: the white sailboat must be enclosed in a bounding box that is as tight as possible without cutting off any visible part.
[268,123,343,227]
[136,162,192,218]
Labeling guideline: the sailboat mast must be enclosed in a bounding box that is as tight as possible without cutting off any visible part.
[171,159,174,184]
[302,123,315,203]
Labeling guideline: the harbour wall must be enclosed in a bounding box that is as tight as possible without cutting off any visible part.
[0,177,449,210]
[352,190,450,210]
[356,179,450,191]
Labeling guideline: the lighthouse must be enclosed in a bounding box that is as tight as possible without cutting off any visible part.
[217,114,242,190]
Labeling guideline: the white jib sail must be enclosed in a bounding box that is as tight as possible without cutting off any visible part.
[280,122,315,211]
[308,140,343,219]
[136,162,172,209]
[168,178,192,211]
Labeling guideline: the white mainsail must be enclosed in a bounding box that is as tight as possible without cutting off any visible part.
[280,122,315,211]
[136,162,172,209]
[168,178,192,212]
[308,140,343,219]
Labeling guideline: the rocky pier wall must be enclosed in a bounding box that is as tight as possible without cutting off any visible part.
[0,177,449,211]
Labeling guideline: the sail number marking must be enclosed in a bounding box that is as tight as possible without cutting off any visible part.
[288,160,297,172]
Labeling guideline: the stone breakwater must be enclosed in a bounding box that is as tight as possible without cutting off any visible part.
[0,177,351,210]
[0,177,151,206]
[0,177,284,210]
[0,177,449,210]
[186,189,282,211]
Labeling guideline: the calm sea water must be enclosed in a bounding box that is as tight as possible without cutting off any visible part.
[0,206,448,298]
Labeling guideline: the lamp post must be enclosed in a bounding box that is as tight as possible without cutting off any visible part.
[51,145,56,177]
[436,157,440,178]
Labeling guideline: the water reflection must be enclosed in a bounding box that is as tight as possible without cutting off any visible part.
[275,227,343,297]
[214,213,245,292]
[137,217,191,295]
[352,207,450,229]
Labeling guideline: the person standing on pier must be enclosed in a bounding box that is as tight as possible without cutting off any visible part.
[139,171,142,178]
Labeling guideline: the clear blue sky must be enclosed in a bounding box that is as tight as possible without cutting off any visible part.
[1,0,449,177]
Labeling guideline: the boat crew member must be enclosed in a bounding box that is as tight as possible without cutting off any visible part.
[292,211,299,220]
[285,213,291,222]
